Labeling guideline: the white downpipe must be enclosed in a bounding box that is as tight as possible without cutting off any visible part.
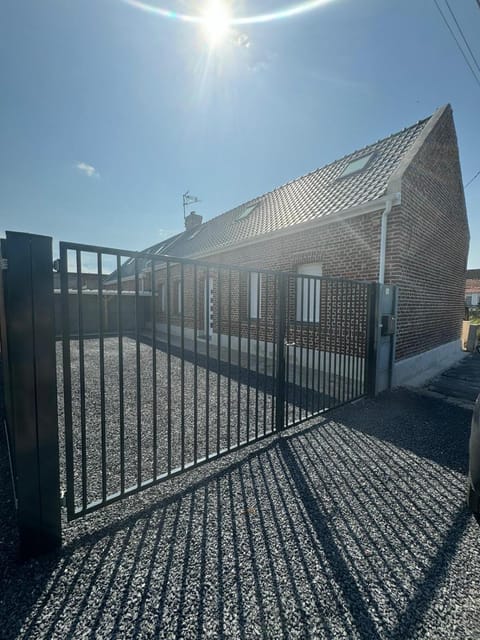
[378,199,392,284]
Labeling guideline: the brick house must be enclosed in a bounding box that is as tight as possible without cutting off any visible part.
[106,104,469,387]
[466,269,480,307]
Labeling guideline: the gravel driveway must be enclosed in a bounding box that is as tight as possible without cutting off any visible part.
[1,380,479,638]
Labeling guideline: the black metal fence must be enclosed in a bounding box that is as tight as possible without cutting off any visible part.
[58,241,374,521]
[0,232,386,554]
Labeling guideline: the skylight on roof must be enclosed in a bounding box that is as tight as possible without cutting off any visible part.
[339,153,374,178]
[188,226,204,240]
[236,203,258,221]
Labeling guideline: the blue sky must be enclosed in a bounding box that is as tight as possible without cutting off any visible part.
[1,0,479,266]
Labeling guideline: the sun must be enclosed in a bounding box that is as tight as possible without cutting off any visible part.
[201,0,232,46]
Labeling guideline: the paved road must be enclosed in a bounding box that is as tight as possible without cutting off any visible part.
[426,353,480,406]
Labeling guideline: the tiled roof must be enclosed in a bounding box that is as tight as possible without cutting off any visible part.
[466,269,480,280]
[104,233,183,284]
[466,269,480,293]
[165,113,432,259]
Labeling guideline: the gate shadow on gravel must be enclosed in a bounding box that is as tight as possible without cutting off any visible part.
[334,389,472,473]
[0,398,477,640]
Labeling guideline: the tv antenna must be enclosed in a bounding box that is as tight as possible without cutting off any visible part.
[182,191,201,219]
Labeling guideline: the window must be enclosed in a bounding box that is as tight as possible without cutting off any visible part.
[339,153,374,178]
[236,203,258,221]
[176,281,182,314]
[249,272,262,319]
[157,282,165,312]
[296,264,322,322]
[466,295,472,306]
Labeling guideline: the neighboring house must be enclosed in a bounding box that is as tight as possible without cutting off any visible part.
[53,271,103,291]
[466,269,480,307]
[106,104,469,386]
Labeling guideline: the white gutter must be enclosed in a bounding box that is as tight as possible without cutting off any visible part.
[378,198,392,284]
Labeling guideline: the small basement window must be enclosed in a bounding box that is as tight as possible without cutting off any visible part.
[236,203,258,221]
[339,153,374,178]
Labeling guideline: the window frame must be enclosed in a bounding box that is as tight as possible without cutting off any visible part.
[338,153,374,179]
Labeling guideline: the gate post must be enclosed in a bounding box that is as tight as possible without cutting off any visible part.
[365,282,380,397]
[365,282,398,397]
[2,231,61,557]
[275,272,287,431]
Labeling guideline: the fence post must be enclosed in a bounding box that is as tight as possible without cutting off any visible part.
[275,272,287,431]
[0,238,16,503]
[365,282,380,397]
[2,231,61,557]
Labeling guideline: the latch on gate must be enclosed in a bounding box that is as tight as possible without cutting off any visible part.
[381,314,396,336]
[0,258,7,271]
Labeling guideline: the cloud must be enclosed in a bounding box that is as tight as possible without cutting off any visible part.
[75,162,99,178]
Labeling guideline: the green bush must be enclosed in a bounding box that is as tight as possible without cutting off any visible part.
[469,308,480,325]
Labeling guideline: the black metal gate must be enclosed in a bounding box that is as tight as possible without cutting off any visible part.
[57,241,376,521]
[0,232,387,554]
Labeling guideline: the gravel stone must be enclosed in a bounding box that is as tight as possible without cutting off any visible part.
[1,341,480,639]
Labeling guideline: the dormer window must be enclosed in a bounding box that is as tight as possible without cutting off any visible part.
[339,153,374,178]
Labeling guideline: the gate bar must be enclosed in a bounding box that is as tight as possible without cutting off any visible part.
[275,273,287,432]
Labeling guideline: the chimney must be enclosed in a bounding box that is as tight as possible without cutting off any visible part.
[185,211,203,231]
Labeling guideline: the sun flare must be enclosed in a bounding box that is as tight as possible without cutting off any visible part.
[201,0,232,46]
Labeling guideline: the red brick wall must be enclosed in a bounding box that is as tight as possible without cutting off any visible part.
[139,220,375,357]
[386,106,469,360]
[203,212,382,279]
[198,213,378,355]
